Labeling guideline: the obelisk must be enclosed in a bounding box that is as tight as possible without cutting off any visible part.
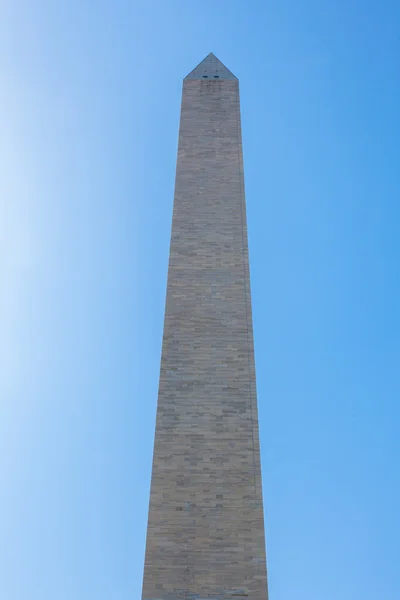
[142,53,269,600]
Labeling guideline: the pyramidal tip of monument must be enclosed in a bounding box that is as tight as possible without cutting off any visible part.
[184,52,237,80]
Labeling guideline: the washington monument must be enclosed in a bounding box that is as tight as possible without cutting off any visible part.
[142,53,269,600]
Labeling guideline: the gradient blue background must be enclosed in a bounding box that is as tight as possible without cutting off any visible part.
[1,2,399,599]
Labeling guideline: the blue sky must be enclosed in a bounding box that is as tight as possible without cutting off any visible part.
[1,1,399,599]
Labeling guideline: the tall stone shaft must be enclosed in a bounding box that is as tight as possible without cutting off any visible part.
[142,53,269,600]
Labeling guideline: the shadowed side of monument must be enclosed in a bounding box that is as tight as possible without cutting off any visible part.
[141,53,269,600]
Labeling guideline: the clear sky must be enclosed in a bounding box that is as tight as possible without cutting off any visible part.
[1,1,399,599]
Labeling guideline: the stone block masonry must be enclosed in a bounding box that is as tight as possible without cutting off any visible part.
[141,54,269,600]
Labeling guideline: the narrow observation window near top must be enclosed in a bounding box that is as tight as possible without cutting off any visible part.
[203,75,208,78]
[214,75,219,78]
